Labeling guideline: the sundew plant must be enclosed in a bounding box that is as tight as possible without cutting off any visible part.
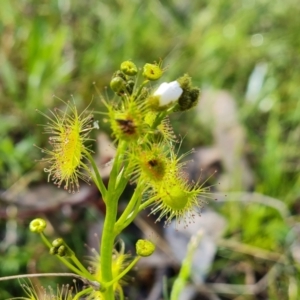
[3,61,210,300]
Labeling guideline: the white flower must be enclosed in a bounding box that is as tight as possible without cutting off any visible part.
[153,81,183,107]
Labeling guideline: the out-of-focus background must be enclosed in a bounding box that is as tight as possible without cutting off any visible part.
[1,0,300,299]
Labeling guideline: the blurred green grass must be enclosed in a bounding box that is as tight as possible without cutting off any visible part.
[1,0,300,298]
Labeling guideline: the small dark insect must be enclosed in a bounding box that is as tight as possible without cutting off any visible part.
[148,159,158,167]
[116,119,136,135]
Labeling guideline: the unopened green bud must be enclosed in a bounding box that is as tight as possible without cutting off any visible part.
[57,245,67,257]
[110,77,126,94]
[190,88,200,102]
[178,87,200,111]
[176,74,200,111]
[49,247,58,255]
[50,238,74,257]
[136,239,155,257]
[113,70,127,81]
[29,218,47,233]
[142,63,163,81]
[120,60,138,76]
[139,87,149,100]
[126,80,135,95]
[52,238,64,248]
[177,74,192,90]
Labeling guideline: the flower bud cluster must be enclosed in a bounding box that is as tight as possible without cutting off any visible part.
[106,60,200,146]
[110,69,135,96]
[50,238,74,257]
[176,74,200,111]
[106,61,162,144]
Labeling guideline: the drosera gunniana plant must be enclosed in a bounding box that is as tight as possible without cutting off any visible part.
[3,60,212,300]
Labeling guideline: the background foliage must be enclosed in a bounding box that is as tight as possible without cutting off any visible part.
[1,0,300,299]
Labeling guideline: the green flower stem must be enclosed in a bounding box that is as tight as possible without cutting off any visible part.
[152,112,166,128]
[114,167,130,202]
[73,287,93,300]
[138,197,155,212]
[118,286,124,300]
[114,181,143,235]
[133,80,149,100]
[100,193,118,299]
[71,255,95,281]
[39,233,86,278]
[100,141,127,300]
[119,192,142,233]
[106,256,141,289]
[56,258,85,278]
[107,141,125,192]
[115,142,127,177]
[84,150,107,201]
[39,232,52,248]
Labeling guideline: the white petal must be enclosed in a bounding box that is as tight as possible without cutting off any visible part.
[154,81,183,106]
